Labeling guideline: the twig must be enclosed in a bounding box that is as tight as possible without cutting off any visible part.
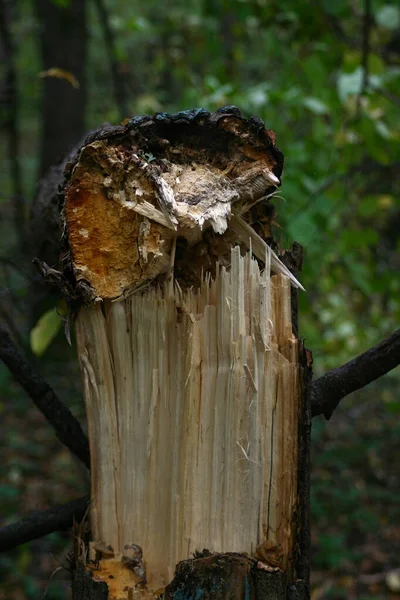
[0,325,90,468]
[92,0,128,120]
[370,84,400,108]
[290,158,400,225]
[0,300,27,354]
[0,254,32,280]
[311,329,400,419]
[356,0,372,115]
[317,1,353,47]
[0,495,89,552]
[0,0,25,242]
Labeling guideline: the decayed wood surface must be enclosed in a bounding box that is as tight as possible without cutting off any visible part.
[53,107,310,599]
[59,106,302,305]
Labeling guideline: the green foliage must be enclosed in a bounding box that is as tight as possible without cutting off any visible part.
[315,533,361,570]
[376,4,400,29]
[50,0,71,7]
[30,308,63,357]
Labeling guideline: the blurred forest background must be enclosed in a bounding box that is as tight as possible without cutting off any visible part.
[0,0,399,598]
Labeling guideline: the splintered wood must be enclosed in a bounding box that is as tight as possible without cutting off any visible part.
[75,247,299,590]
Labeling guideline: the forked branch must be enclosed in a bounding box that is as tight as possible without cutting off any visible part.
[92,0,128,119]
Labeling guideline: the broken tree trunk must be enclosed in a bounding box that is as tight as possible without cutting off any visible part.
[44,107,311,599]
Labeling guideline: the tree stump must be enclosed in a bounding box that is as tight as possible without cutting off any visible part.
[49,107,311,599]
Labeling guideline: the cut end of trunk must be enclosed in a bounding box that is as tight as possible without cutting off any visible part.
[58,106,303,302]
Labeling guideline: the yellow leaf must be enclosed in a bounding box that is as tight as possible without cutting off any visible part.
[378,194,394,208]
[39,68,80,89]
[386,570,400,593]
[30,309,62,356]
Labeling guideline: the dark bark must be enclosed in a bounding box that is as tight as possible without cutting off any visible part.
[34,0,87,178]
[71,553,309,600]
[0,325,90,468]
[295,345,312,592]
[0,496,89,552]
[281,244,311,593]
[282,242,304,339]
[311,329,400,419]
[165,554,288,600]
[72,563,109,600]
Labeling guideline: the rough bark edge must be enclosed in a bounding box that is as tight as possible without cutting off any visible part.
[295,343,312,596]
[71,552,310,600]
[0,325,90,468]
[281,244,310,597]
[311,328,400,419]
[72,561,109,600]
[0,495,89,552]
[62,105,283,179]
[164,552,290,600]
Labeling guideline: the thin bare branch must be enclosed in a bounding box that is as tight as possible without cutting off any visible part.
[370,84,400,108]
[92,0,128,120]
[0,495,89,552]
[311,329,400,419]
[0,325,90,468]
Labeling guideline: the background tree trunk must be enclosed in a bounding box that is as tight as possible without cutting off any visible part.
[34,0,87,178]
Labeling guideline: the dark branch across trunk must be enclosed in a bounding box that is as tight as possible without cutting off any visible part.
[311,328,400,419]
[0,496,89,552]
[0,325,90,468]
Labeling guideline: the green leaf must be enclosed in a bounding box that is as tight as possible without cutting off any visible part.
[320,0,348,16]
[337,68,362,102]
[358,195,379,217]
[341,228,379,248]
[385,400,400,414]
[345,259,373,295]
[368,54,386,75]
[375,120,392,140]
[303,97,329,115]
[248,85,269,108]
[30,309,62,357]
[376,5,400,30]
